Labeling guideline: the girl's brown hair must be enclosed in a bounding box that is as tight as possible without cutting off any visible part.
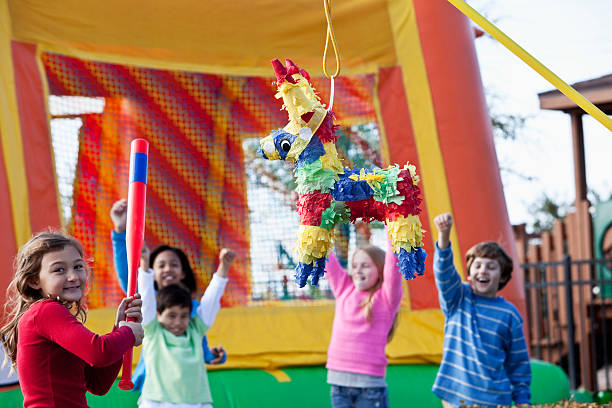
[0,231,88,368]
[353,244,399,342]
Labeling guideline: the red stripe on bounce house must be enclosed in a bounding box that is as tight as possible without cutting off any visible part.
[12,41,61,231]
[412,0,527,320]
[0,134,18,309]
[377,65,437,311]
[0,41,61,308]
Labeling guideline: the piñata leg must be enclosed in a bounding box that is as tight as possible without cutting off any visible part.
[295,225,334,288]
[387,214,427,279]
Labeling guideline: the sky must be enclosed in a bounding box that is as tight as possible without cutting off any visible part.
[468,0,612,227]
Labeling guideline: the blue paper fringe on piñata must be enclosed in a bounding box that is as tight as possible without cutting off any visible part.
[397,247,427,280]
[296,136,325,166]
[259,129,295,160]
[295,258,327,288]
[332,168,374,202]
[273,129,297,161]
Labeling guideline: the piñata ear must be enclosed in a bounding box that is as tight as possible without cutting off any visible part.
[284,59,311,82]
[285,59,299,76]
[271,58,291,85]
[299,68,311,82]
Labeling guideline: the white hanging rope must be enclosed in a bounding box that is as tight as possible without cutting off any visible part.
[328,76,335,111]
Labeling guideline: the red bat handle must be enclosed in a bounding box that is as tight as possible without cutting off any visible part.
[118,139,148,391]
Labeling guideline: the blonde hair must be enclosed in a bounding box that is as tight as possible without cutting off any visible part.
[353,244,399,342]
[0,231,88,368]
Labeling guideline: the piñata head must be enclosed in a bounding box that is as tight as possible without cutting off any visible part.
[260,58,427,288]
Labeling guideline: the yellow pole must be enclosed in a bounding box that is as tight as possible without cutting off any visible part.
[0,0,32,245]
[446,0,612,132]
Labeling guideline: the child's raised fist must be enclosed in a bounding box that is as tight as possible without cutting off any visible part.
[209,346,226,365]
[433,213,453,233]
[219,248,236,266]
[140,244,151,271]
[434,213,453,249]
[216,248,236,278]
[110,199,128,233]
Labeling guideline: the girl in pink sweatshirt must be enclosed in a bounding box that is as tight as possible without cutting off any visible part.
[326,243,402,408]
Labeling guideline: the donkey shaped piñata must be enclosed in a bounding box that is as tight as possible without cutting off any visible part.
[260,59,426,288]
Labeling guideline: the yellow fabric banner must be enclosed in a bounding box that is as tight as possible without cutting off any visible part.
[9,0,397,76]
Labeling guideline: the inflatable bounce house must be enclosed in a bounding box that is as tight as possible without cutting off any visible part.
[1,0,571,406]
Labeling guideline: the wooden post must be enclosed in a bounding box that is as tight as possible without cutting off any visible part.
[527,243,542,358]
[513,224,528,264]
[541,230,561,362]
[567,203,595,390]
[577,200,595,390]
[570,111,587,204]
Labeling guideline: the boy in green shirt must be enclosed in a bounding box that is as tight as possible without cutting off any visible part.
[138,248,235,408]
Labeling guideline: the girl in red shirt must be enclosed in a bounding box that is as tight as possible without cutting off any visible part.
[0,231,145,407]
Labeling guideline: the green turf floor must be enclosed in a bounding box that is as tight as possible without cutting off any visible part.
[0,360,569,407]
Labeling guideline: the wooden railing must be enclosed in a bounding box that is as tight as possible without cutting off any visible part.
[513,199,609,391]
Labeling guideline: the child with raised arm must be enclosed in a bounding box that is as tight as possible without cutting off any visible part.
[138,247,235,408]
[0,231,144,408]
[325,243,402,408]
[109,199,226,391]
[431,213,531,408]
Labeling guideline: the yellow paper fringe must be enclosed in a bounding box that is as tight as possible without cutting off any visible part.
[403,163,420,185]
[296,225,334,265]
[386,214,425,252]
[276,73,325,131]
[320,142,344,173]
[348,168,387,190]
[286,136,311,162]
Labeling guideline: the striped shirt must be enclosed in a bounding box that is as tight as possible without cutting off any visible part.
[432,244,531,407]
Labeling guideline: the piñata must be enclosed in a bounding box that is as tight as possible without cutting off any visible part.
[259,59,427,287]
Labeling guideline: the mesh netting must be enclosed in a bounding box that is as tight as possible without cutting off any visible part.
[43,52,386,308]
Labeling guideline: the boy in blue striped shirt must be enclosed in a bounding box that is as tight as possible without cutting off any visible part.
[432,213,531,408]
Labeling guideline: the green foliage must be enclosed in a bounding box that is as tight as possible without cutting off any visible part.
[528,190,612,233]
[528,194,571,233]
[486,88,530,142]
[589,189,612,204]
[491,112,527,140]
